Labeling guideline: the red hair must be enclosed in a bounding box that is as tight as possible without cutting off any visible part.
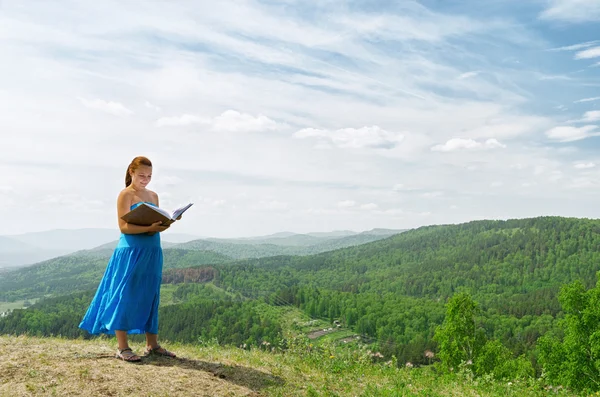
[125,156,152,187]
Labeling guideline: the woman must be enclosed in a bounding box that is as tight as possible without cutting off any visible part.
[79,156,178,362]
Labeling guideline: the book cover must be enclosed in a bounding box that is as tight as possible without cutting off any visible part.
[121,203,193,227]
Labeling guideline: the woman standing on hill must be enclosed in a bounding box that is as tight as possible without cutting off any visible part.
[79,156,178,362]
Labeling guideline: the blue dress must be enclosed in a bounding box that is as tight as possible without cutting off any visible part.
[79,202,164,335]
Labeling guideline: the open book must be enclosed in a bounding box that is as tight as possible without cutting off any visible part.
[121,202,194,227]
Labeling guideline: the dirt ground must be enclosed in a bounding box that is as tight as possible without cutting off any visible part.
[0,336,281,397]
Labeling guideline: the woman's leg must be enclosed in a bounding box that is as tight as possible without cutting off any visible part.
[116,330,130,350]
[115,330,141,361]
[145,332,176,357]
[145,332,158,349]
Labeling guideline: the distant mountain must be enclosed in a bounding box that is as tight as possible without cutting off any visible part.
[307,231,404,252]
[0,236,68,269]
[5,228,122,251]
[0,228,200,268]
[170,229,407,258]
[0,227,405,269]
[359,228,406,236]
[306,230,357,238]
[206,234,332,247]
[0,226,408,299]
[203,229,404,248]
[243,232,298,239]
[171,240,287,259]
[0,236,37,252]
[0,248,234,301]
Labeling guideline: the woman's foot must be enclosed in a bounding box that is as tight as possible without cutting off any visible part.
[115,347,141,362]
[144,345,176,358]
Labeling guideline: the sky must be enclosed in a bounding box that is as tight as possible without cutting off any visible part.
[0,0,599,238]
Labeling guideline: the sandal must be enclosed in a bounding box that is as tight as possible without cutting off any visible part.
[115,347,141,362]
[144,345,176,358]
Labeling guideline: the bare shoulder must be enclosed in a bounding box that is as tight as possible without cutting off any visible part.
[117,188,134,203]
[148,189,159,201]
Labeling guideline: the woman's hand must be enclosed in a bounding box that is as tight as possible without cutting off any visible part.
[148,221,169,233]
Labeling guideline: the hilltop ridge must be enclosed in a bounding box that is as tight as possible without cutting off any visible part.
[0,335,576,396]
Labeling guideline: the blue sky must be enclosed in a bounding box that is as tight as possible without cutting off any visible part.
[0,0,599,237]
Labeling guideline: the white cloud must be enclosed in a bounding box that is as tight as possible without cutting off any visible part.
[431,138,506,152]
[197,196,227,207]
[154,176,183,187]
[156,114,210,127]
[254,200,288,211]
[540,0,600,22]
[580,111,600,123]
[1,0,599,237]
[549,40,600,51]
[294,126,404,150]
[156,110,281,133]
[360,203,378,210]
[575,47,600,60]
[41,194,105,212]
[213,110,280,133]
[78,98,133,116]
[144,101,162,112]
[545,125,599,142]
[574,162,596,169]
[568,177,597,189]
[337,200,356,208]
[574,96,600,103]
[421,191,444,199]
[490,181,504,187]
[458,71,480,80]
[392,184,418,192]
[534,165,546,176]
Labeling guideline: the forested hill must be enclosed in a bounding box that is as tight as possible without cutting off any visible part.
[211,216,600,313]
[171,230,404,258]
[3,216,600,393]
[2,216,598,308]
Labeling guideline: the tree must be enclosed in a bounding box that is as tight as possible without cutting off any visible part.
[538,273,600,393]
[434,292,484,371]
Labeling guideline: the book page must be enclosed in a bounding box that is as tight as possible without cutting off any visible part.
[171,203,194,220]
[149,204,174,220]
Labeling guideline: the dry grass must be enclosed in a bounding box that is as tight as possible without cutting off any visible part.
[0,335,580,396]
[0,335,282,397]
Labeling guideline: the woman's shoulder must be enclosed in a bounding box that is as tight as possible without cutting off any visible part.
[117,188,135,201]
[118,187,134,197]
[147,189,159,200]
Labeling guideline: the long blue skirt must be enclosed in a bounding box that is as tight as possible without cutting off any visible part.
[79,231,163,335]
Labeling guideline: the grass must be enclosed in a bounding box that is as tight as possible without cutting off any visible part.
[0,335,580,397]
[0,299,39,314]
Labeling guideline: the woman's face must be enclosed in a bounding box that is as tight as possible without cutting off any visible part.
[131,165,152,189]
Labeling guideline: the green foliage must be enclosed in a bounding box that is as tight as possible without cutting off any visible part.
[538,273,600,393]
[433,293,535,381]
[0,284,281,348]
[434,292,484,370]
[475,339,534,380]
[0,250,230,301]
[4,216,600,392]
[0,255,109,302]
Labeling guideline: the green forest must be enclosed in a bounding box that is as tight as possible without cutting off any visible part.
[2,216,600,393]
